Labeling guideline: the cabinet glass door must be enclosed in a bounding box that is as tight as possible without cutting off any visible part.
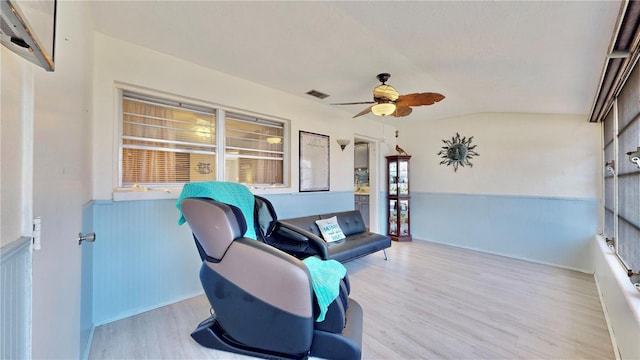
[399,199,409,235]
[399,160,409,195]
[386,155,412,241]
[389,199,398,235]
[389,161,398,195]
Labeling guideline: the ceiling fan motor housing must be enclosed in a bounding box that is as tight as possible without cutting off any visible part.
[373,84,399,102]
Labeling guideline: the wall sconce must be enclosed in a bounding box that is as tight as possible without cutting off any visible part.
[266,137,282,144]
[337,139,351,151]
[627,147,640,168]
[605,160,615,174]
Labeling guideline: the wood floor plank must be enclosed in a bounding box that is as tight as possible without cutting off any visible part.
[89,240,614,359]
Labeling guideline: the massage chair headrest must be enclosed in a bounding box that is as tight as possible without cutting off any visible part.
[180,198,247,261]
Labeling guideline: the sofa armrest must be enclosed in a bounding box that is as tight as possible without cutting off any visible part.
[273,221,330,259]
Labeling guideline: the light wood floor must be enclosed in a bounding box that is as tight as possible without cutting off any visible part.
[89,240,614,360]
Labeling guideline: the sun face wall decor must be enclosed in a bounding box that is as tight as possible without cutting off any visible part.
[437,133,479,172]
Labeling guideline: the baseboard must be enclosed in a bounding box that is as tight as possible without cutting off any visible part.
[594,272,622,360]
[414,237,592,274]
[93,290,204,327]
[81,325,95,360]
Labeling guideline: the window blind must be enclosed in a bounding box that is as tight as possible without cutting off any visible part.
[121,92,216,186]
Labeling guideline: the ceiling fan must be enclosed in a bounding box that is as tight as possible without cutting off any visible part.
[332,73,445,118]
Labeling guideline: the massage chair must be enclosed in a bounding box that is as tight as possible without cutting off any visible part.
[180,197,363,360]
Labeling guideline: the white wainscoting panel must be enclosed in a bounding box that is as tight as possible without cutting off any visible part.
[1,237,32,359]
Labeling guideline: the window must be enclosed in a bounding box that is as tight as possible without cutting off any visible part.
[601,62,640,277]
[121,92,216,187]
[119,90,286,189]
[225,112,284,185]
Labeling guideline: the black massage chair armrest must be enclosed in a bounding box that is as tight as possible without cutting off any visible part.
[271,221,330,259]
[275,226,310,243]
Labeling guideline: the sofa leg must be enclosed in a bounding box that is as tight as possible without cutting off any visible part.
[383,249,389,261]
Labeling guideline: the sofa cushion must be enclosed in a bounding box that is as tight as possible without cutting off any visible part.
[326,232,391,263]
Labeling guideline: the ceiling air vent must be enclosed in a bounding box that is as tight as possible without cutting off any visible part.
[306,89,329,99]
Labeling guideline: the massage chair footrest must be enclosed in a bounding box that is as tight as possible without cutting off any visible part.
[191,315,309,360]
[310,298,363,360]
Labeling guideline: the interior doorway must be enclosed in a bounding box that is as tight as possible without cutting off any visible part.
[353,136,379,232]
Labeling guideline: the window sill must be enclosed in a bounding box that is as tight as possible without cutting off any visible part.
[595,235,640,316]
[112,184,294,201]
[593,235,640,360]
[113,188,180,201]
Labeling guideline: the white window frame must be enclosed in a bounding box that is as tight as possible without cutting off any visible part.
[113,85,290,201]
[600,83,640,280]
[224,111,286,186]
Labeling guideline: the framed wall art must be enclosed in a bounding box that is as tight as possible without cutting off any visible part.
[299,131,330,191]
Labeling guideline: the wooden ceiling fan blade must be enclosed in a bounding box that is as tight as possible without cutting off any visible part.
[393,105,413,117]
[331,101,376,105]
[397,92,445,106]
[353,106,373,118]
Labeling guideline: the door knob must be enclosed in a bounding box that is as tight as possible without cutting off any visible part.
[78,232,96,245]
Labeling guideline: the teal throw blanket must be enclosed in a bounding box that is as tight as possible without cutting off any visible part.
[176,181,257,240]
[302,256,347,322]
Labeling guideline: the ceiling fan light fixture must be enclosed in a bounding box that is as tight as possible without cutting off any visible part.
[371,102,396,116]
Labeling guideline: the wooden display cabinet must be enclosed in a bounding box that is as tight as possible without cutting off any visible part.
[386,155,412,241]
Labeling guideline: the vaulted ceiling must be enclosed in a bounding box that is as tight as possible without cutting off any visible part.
[90,1,622,123]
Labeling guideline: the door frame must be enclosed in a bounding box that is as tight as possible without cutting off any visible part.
[353,135,381,233]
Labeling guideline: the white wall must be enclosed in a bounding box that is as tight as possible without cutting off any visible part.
[0,47,34,247]
[1,39,35,360]
[30,2,93,358]
[396,112,601,272]
[92,33,396,200]
[398,112,601,199]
